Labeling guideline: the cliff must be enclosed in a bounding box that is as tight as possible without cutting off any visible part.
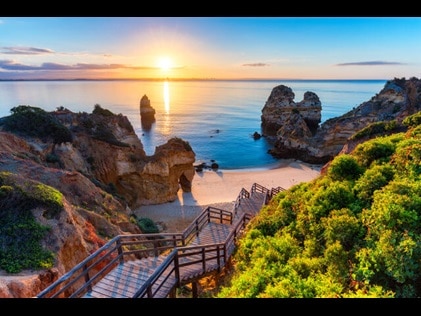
[262,77,421,164]
[0,104,195,297]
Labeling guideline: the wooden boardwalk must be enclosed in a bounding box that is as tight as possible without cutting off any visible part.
[36,183,284,299]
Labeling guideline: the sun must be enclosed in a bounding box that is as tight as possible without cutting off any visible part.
[157,57,173,72]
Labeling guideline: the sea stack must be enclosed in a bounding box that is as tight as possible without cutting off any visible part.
[140,94,156,128]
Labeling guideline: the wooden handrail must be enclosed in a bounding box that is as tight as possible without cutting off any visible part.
[37,184,269,299]
[147,211,253,290]
[37,205,236,298]
[133,248,179,298]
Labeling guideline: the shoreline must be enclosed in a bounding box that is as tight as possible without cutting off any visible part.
[133,159,323,232]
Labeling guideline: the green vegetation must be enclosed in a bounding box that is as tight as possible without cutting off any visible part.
[76,104,131,147]
[1,105,73,144]
[92,103,115,117]
[0,172,61,273]
[137,217,160,234]
[217,112,421,298]
[350,120,399,140]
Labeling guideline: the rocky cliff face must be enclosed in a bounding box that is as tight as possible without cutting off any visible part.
[263,77,421,164]
[261,85,322,136]
[0,105,196,297]
[49,108,195,206]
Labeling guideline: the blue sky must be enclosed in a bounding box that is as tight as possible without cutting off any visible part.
[0,17,420,80]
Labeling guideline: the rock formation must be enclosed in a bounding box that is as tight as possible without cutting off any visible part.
[262,77,421,164]
[48,106,195,206]
[261,85,322,136]
[139,94,156,130]
[0,105,195,297]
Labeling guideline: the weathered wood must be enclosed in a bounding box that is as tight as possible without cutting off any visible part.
[38,183,272,299]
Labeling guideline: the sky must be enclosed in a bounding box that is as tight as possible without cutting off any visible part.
[0,17,420,80]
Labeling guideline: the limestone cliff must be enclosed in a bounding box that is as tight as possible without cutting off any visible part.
[263,77,421,164]
[261,85,322,136]
[0,105,196,297]
[46,106,195,207]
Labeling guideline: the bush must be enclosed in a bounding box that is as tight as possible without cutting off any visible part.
[327,154,363,181]
[1,105,72,144]
[352,137,396,168]
[137,217,159,234]
[92,104,114,116]
[351,121,398,140]
[354,164,395,207]
[0,172,57,273]
[403,111,421,128]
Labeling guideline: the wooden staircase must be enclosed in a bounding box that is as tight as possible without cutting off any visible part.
[36,183,284,299]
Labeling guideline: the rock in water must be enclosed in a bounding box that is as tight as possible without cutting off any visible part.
[140,94,156,129]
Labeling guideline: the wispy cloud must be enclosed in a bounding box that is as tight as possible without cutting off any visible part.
[1,46,55,55]
[336,61,405,66]
[242,63,269,67]
[0,60,184,72]
[0,46,117,58]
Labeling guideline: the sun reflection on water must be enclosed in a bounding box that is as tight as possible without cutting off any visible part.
[163,81,170,114]
[161,81,172,136]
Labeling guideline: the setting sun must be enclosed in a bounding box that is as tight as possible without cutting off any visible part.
[157,57,173,72]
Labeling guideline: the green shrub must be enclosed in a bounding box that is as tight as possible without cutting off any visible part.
[354,164,395,207]
[351,121,398,140]
[327,154,363,181]
[92,104,114,116]
[0,172,57,273]
[309,181,355,220]
[137,217,159,234]
[1,105,72,144]
[403,111,421,127]
[352,137,396,168]
[392,141,421,177]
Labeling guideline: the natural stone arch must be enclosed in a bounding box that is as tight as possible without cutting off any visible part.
[178,168,195,193]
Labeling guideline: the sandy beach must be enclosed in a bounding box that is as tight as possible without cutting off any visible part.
[133,159,322,232]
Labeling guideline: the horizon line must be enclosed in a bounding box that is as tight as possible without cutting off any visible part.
[0,77,392,82]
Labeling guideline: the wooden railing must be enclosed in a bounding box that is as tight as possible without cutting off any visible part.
[234,187,250,210]
[133,248,180,298]
[270,186,286,197]
[36,206,242,298]
[37,183,279,299]
[135,211,252,298]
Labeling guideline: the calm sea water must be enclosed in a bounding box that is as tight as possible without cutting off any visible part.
[0,79,387,169]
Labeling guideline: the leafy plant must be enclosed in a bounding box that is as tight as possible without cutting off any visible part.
[137,217,159,234]
[217,118,421,298]
[0,172,59,273]
[1,105,72,144]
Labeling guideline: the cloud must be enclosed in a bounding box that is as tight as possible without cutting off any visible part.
[1,46,55,55]
[0,60,154,71]
[335,61,405,66]
[242,63,269,67]
[0,60,41,70]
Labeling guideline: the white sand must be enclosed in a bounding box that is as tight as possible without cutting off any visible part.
[133,159,322,232]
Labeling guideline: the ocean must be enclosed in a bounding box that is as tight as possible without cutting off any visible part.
[0,79,387,169]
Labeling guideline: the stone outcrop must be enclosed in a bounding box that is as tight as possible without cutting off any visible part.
[0,105,196,297]
[261,85,322,136]
[49,107,195,207]
[139,94,156,129]
[263,77,421,164]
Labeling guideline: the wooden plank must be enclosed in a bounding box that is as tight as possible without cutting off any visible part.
[85,261,155,298]
[82,192,266,299]
[89,284,133,298]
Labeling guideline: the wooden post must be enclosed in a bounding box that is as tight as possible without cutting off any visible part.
[191,281,198,298]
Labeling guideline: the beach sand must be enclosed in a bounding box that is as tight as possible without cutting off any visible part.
[133,159,322,232]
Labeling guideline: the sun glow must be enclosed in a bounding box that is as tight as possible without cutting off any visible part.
[157,57,173,72]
